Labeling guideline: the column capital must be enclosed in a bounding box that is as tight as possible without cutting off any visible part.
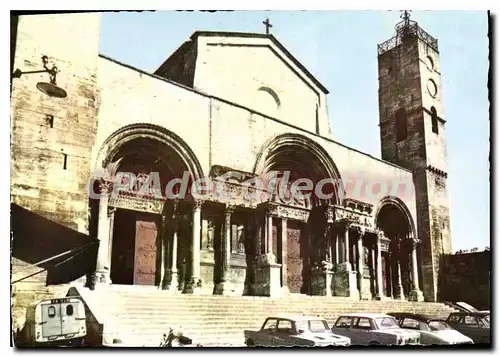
[97,178,114,195]
[192,199,204,210]
[107,206,116,218]
[225,204,235,215]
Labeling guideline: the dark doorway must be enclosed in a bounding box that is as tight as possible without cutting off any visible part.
[111,209,136,285]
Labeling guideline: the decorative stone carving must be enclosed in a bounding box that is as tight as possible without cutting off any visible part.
[256,253,277,266]
[207,221,215,250]
[237,226,245,254]
[109,193,164,214]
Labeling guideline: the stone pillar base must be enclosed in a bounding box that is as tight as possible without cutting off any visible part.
[332,263,358,298]
[162,270,179,292]
[360,276,372,300]
[183,278,203,294]
[282,286,290,296]
[310,270,333,296]
[253,261,282,297]
[93,270,112,288]
[409,289,424,302]
[394,284,405,300]
[213,281,233,295]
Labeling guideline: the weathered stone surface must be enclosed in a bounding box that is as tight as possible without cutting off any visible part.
[377,26,451,302]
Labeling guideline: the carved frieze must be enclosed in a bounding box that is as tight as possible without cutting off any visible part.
[109,193,165,214]
[258,201,310,222]
[334,205,375,230]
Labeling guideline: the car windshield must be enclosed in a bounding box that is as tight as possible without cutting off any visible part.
[295,320,329,333]
[429,320,451,331]
[375,317,400,329]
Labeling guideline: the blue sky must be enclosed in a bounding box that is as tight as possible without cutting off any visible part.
[99,10,490,252]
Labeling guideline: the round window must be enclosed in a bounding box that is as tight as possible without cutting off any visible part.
[427,79,438,98]
[426,56,435,71]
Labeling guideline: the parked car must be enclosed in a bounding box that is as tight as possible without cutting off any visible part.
[18,297,86,347]
[388,312,473,345]
[330,313,420,346]
[445,311,490,344]
[244,315,351,347]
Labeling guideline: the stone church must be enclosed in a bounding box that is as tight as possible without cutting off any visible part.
[10,12,452,324]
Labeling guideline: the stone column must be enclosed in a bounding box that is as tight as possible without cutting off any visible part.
[334,229,339,265]
[281,218,289,295]
[375,233,385,300]
[95,181,112,286]
[396,259,404,300]
[185,200,202,294]
[106,208,115,275]
[215,205,233,294]
[169,225,179,291]
[267,213,273,256]
[357,232,364,299]
[409,236,424,301]
[159,215,168,289]
[344,225,350,266]
[253,211,281,297]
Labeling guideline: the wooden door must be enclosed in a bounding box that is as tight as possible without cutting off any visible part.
[134,220,158,285]
[286,222,303,293]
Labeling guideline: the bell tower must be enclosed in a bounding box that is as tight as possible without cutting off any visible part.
[377,11,451,302]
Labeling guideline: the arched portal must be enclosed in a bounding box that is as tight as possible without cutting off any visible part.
[254,133,343,295]
[375,197,416,299]
[91,124,204,289]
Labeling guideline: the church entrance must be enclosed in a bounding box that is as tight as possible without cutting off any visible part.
[286,221,307,294]
[110,209,161,286]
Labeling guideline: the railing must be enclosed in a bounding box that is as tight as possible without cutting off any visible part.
[378,20,439,55]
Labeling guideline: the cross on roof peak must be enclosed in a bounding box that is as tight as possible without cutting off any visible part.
[263,18,273,35]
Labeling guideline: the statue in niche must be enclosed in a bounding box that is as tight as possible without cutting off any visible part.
[207,221,214,250]
[237,226,245,254]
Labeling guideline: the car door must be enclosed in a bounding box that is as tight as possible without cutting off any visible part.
[460,315,485,343]
[350,317,373,345]
[274,319,295,347]
[332,316,354,342]
[259,318,279,347]
[40,302,62,339]
[400,317,424,343]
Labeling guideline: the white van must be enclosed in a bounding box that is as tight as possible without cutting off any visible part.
[24,297,86,346]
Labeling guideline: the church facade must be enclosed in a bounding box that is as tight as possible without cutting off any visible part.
[10,13,452,305]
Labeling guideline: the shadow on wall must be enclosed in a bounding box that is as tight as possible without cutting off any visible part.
[438,251,491,310]
[10,203,99,286]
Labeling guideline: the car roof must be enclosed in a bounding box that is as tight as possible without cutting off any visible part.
[337,313,393,319]
[450,311,490,317]
[388,312,444,323]
[267,315,326,322]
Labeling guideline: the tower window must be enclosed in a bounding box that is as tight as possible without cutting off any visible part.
[431,106,439,134]
[395,108,408,142]
[45,114,54,128]
[62,153,68,170]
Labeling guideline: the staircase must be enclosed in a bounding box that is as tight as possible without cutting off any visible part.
[69,286,458,347]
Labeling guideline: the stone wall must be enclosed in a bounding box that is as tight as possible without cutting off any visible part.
[377,32,451,301]
[439,251,490,310]
[10,13,101,333]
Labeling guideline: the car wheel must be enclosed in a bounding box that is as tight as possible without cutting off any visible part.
[246,339,255,347]
[368,341,380,346]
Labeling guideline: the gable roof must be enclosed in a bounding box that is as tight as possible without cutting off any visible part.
[190,31,329,94]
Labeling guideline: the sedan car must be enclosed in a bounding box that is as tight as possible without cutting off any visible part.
[330,313,420,346]
[244,315,351,347]
[389,312,473,345]
[446,312,490,344]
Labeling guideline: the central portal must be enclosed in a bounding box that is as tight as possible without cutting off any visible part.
[286,221,306,294]
[111,209,161,286]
